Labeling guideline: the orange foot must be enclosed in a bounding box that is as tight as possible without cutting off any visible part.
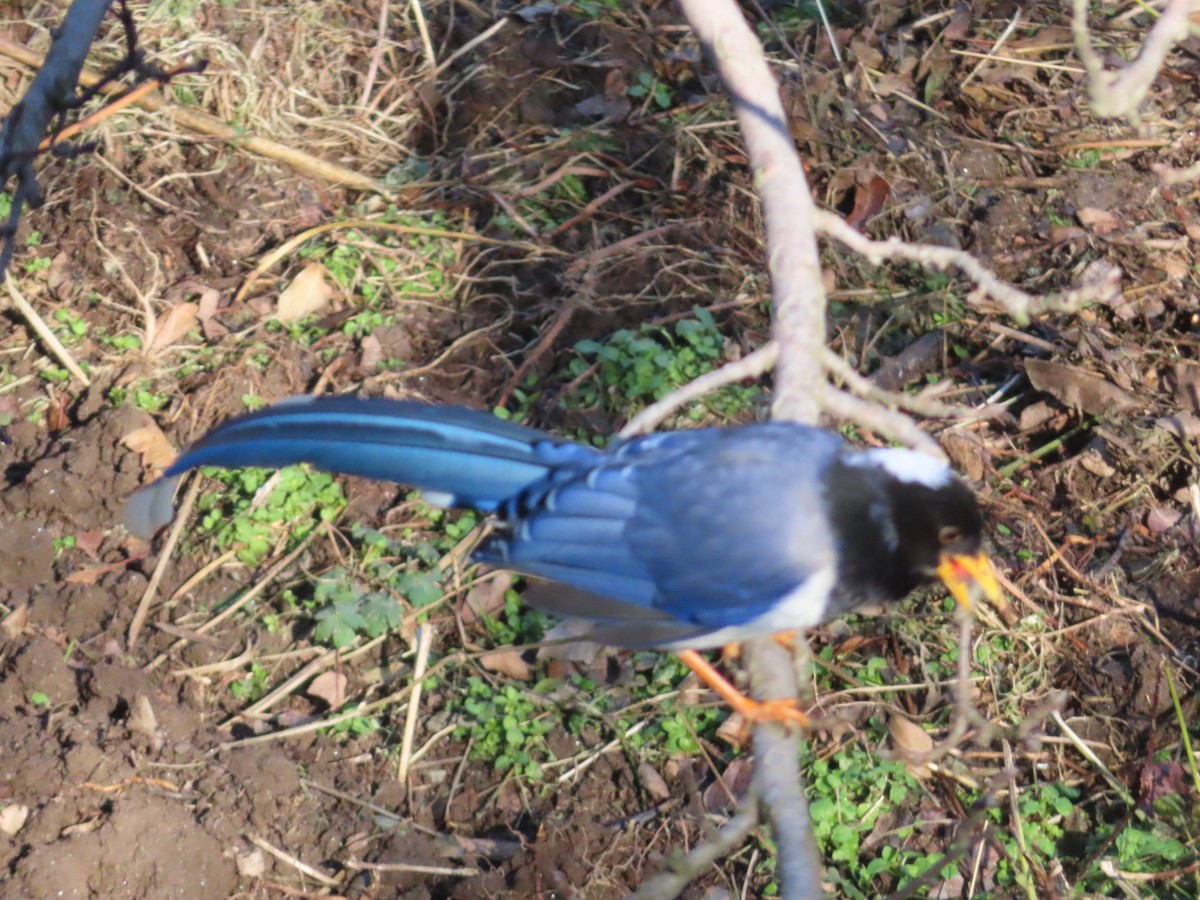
[676,648,811,729]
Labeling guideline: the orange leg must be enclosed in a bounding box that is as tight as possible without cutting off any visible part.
[676,648,810,729]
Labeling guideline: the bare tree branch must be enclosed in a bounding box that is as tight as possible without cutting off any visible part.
[620,342,779,438]
[674,1,828,897]
[629,804,760,900]
[1071,0,1197,123]
[0,0,113,281]
[814,211,1121,324]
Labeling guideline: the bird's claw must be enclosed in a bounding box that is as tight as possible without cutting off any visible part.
[734,697,811,729]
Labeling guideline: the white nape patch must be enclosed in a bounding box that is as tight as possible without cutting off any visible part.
[851,448,953,489]
[419,490,457,508]
[657,566,837,650]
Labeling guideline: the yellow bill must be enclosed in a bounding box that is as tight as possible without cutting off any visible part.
[936,553,1001,612]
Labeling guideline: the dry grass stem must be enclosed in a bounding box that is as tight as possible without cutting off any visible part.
[4,279,91,385]
[396,624,434,783]
[128,475,201,649]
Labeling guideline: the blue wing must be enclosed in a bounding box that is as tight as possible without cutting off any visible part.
[481,424,847,640]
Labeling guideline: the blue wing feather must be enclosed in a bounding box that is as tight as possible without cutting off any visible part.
[125,397,598,537]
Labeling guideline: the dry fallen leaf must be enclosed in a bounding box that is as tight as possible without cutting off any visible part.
[1,604,29,639]
[128,694,160,740]
[307,671,347,708]
[1146,507,1183,535]
[461,572,514,625]
[75,530,104,560]
[149,302,199,352]
[195,285,228,340]
[479,648,532,681]
[1157,414,1200,440]
[715,710,750,749]
[1076,207,1120,235]
[637,762,671,801]
[1025,359,1138,417]
[122,422,177,471]
[277,263,334,323]
[64,566,107,586]
[890,714,933,778]
[359,333,383,372]
[236,849,266,878]
[941,427,987,482]
[703,757,754,813]
[0,803,29,836]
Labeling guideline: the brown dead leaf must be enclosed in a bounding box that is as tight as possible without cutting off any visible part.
[479,648,532,681]
[64,567,106,586]
[1077,207,1120,235]
[1,603,29,639]
[637,762,671,801]
[47,395,69,433]
[194,285,228,340]
[1078,447,1116,478]
[846,175,890,230]
[359,334,383,372]
[1157,413,1200,440]
[1018,400,1061,433]
[703,756,754,813]
[1049,225,1087,244]
[890,714,933,755]
[941,427,987,482]
[47,250,74,295]
[461,572,514,625]
[75,530,104,560]
[890,714,933,778]
[122,422,177,471]
[715,710,750,749]
[1146,507,1183,535]
[1025,359,1138,417]
[277,263,334,323]
[849,35,884,68]
[308,671,347,708]
[149,302,199,352]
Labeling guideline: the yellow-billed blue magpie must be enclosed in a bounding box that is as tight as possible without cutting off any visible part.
[125,396,998,723]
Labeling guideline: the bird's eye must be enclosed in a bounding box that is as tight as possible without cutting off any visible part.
[939,525,962,546]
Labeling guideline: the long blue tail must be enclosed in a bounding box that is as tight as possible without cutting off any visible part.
[124,396,598,538]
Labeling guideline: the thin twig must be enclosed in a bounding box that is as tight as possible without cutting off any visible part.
[629,803,760,900]
[248,834,340,888]
[674,2,828,896]
[346,858,477,877]
[620,342,779,438]
[397,625,434,783]
[815,210,1120,323]
[959,10,1023,88]
[821,386,947,460]
[128,475,201,649]
[358,0,390,110]
[4,279,91,386]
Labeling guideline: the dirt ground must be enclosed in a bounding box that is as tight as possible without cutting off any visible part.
[2,1,1200,898]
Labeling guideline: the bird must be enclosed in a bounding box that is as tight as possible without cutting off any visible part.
[125,395,999,725]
